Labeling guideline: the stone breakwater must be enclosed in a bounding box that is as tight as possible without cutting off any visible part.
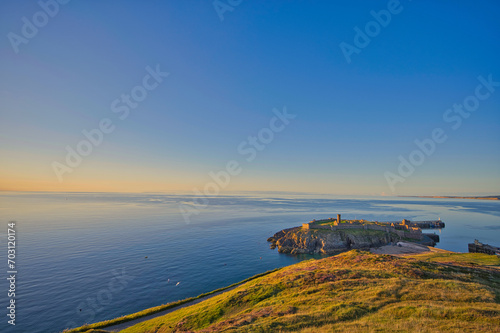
[267,227,395,255]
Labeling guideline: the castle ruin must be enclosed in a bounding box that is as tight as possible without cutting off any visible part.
[301,214,444,241]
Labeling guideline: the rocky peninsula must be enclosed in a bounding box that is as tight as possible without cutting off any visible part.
[268,215,442,255]
[267,227,395,254]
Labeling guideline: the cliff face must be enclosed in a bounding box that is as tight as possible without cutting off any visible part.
[267,227,394,254]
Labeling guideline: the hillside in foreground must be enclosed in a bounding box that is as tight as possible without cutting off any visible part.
[67,251,500,333]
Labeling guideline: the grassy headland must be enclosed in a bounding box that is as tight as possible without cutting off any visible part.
[67,250,500,332]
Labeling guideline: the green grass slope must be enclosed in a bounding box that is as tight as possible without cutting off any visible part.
[73,250,500,333]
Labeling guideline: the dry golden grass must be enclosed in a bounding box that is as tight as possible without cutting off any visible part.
[72,250,500,333]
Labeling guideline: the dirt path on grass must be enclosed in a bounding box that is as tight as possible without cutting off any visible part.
[103,284,241,332]
[370,242,453,257]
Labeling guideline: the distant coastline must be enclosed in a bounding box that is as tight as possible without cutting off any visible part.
[400,195,500,201]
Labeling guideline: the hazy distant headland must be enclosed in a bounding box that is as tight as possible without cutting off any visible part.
[400,195,500,200]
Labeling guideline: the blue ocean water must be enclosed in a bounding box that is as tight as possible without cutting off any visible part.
[0,192,499,333]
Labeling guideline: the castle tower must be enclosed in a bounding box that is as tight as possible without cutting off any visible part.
[337,214,341,223]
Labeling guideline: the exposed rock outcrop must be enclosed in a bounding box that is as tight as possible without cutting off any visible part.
[267,227,395,255]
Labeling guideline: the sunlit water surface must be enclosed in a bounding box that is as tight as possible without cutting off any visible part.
[0,192,499,333]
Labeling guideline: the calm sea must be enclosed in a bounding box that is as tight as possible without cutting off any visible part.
[0,192,499,333]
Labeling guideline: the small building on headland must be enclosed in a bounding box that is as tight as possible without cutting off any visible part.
[468,239,500,256]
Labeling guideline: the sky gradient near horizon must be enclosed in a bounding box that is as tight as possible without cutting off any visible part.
[1,0,499,196]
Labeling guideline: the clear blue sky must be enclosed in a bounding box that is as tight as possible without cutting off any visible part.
[1,0,499,195]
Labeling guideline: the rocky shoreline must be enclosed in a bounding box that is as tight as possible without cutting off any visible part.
[267,226,396,255]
